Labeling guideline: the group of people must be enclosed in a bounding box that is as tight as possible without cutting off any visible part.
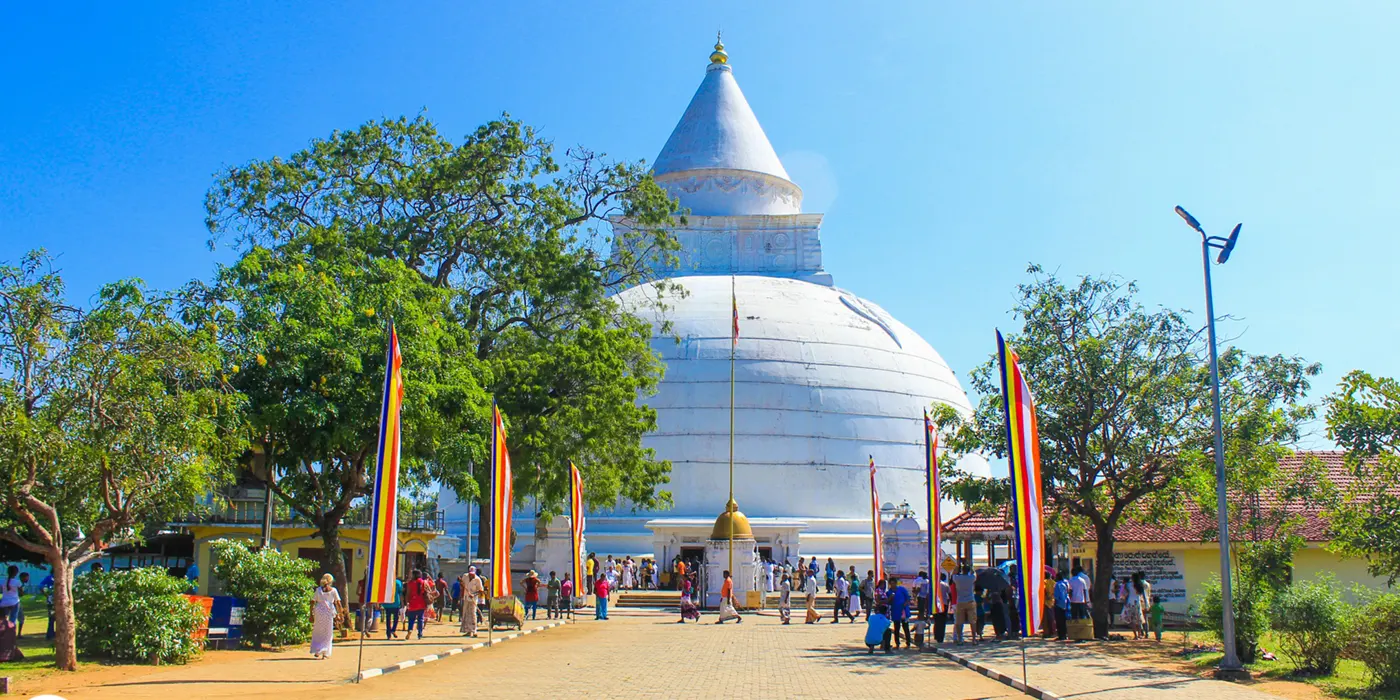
[584,553,659,593]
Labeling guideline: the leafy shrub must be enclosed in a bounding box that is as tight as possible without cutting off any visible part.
[73,567,207,664]
[1197,574,1270,664]
[1270,577,1349,674]
[1346,592,1400,689]
[209,538,314,648]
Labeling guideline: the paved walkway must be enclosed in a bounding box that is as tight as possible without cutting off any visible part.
[41,613,573,700]
[942,639,1283,699]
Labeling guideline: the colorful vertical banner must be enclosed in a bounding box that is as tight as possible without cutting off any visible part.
[732,279,740,344]
[924,409,945,613]
[997,330,1046,636]
[490,402,514,598]
[569,462,585,588]
[366,322,404,603]
[869,455,884,583]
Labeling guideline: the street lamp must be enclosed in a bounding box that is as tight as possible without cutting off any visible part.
[1175,205,1248,679]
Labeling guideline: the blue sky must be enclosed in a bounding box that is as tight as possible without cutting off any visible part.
[4,2,1397,446]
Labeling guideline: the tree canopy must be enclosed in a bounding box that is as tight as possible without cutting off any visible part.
[1324,370,1400,584]
[0,250,241,670]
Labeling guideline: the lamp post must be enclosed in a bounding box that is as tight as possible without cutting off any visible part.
[1174,205,1248,679]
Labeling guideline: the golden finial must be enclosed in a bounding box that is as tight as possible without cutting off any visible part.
[710,31,728,65]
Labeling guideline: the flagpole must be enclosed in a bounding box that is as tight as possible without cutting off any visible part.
[488,399,496,648]
[728,275,735,580]
[924,410,933,649]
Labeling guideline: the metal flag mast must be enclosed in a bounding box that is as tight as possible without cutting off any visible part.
[728,274,736,579]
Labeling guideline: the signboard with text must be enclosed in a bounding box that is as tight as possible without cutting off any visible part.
[1113,550,1187,603]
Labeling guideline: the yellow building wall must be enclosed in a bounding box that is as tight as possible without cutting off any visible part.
[1080,541,1391,615]
[187,524,436,598]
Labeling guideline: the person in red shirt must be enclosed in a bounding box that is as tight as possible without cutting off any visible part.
[523,571,541,620]
[594,575,611,620]
[404,569,430,639]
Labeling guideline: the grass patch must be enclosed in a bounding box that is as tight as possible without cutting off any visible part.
[1174,630,1400,699]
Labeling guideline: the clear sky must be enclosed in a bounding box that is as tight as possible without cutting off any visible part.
[4,2,1397,446]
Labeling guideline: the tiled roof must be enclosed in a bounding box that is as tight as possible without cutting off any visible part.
[942,451,1369,544]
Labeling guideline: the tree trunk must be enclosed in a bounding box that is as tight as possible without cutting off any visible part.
[321,523,349,607]
[1091,528,1116,639]
[48,551,78,671]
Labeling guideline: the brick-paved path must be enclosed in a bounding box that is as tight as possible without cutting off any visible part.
[944,639,1284,699]
[312,609,1017,700]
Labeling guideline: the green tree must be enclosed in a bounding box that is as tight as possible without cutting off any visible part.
[1323,370,1400,584]
[201,115,678,569]
[209,538,315,648]
[0,251,241,670]
[942,266,1315,637]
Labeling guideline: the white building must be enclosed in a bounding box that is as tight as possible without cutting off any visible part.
[443,39,988,577]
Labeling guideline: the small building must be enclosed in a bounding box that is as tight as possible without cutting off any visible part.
[170,478,445,597]
[943,451,1392,614]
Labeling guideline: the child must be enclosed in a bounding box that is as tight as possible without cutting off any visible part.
[865,605,893,655]
[1148,596,1166,642]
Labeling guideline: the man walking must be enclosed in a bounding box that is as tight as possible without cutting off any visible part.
[459,568,484,637]
[1053,570,1070,640]
[888,577,912,649]
[1069,566,1090,620]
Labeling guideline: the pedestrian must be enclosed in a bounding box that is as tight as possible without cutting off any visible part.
[561,574,574,615]
[716,570,743,624]
[355,572,378,634]
[847,572,864,620]
[1125,573,1145,639]
[40,567,54,641]
[803,569,821,624]
[824,557,836,594]
[310,573,343,659]
[1053,570,1070,641]
[546,571,561,619]
[523,570,541,620]
[404,569,429,640]
[594,571,611,620]
[1069,565,1090,620]
[832,569,854,622]
[950,564,977,645]
[764,558,775,593]
[435,572,449,622]
[678,574,700,623]
[860,570,876,620]
[1113,576,1129,626]
[914,570,931,621]
[1148,595,1166,642]
[382,575,403,640]
[450,575,462,623]
[459,568,483,637]
[933,573,950,644]
[586,553,597,592]
[15,572,29,637]
[0,566,20,628]
[864,605,893,655]
[621,558,634,591]
[888,577,911,649]
[778,573,792,625]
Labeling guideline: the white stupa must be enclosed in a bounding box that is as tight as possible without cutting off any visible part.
[579,38,991,570]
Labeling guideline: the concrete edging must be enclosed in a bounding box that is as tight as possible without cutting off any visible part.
[356,618,572,681]
[931,646,1063,700]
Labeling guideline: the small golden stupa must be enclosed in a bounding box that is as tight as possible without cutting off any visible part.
[709,497,754,540]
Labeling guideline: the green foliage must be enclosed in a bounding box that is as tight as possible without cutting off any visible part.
[1198,573,1272,664]
[1346,592,1400,690]
[0,250,243,670]
[209,539,315,649]
[196,114,681,562]
[72,568,207,664]
[1325,370,1400,585]
[1271,577,1350,674]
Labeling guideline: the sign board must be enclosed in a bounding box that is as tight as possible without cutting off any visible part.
[940,554,957,575]
[1113,550,1186,603]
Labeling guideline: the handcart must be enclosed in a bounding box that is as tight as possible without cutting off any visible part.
[490,595,524,631]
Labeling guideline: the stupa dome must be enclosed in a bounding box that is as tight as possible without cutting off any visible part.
[709,498,755,540]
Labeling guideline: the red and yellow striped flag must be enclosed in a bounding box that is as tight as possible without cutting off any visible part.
[366,323,404,603]
[490,402,513,598]
[997,330,1045,636]
[925,409,945,613]
[570,462,585,588]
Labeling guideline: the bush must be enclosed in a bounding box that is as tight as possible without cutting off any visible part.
[209,539,314,648]
[1197,574,1270,664]
[1271,577,1349,674]
[1346,592,1400,690]
[72,567,207,664]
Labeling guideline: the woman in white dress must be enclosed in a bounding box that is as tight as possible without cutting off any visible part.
[621,559,634,590]
[847,572,863,618]
[310,573,343,659]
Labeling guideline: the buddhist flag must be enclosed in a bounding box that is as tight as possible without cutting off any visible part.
[366,322,404,603]
[490,402,513,598]
[997,330,1045,637]
[925,409,945,613]
[869,455,884,583]
[569,462,585,588]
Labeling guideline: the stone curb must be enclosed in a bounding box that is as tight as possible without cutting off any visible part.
[356,618,572,681]
[931,646,1063,700]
